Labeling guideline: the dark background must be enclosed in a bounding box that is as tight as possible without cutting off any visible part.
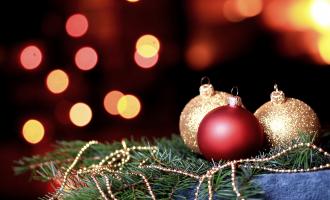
[0,0,329,199]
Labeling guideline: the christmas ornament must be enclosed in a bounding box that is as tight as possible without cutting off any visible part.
[179,77,231,153]
[254,84,320,148]
[197,92,264,161]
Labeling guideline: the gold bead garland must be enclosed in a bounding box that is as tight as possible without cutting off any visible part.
[231,163,242,199]
[92,175,109,200]
[207,175,213,200]
[50,140,330,200]
[104,174,118,200]
[142,164,200,179]
[50,140,99,200]
[130,172,156,200]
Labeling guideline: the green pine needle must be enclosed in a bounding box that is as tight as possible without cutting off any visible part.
[14,133,330,200]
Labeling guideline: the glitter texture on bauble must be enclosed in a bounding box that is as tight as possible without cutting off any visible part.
[254,85,320,148]
[179,79,231,153]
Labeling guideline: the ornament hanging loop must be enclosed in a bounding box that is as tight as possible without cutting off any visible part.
[231,86,239,96]
[274,84,279,91]
[200,76,211,86]
[199,77,214,97]
[228,86,242,107]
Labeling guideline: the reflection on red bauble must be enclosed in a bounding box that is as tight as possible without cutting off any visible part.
[197,102,264,161]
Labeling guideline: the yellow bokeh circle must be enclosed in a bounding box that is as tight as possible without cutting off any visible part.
[69,102,93,127]
[117,95,141,119]
[22,119,45,144]
[136,34,160,58]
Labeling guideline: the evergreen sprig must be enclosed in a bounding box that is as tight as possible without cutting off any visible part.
[14,134,330,200]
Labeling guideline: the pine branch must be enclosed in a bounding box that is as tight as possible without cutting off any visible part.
[14,133,330,200]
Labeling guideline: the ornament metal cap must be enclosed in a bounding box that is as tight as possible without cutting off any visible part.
[228,86,242,107]
[199,77,214,97]
[271,84,286,104]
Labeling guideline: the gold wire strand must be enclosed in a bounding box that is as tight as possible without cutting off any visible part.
[231,163,242,199]
[142,164,200,179]
[92,175,109,200]
[194,176,205,200]
[207,175,213,200]
[103,174,118,200]
[130,172,156,200]
[50,140,98,200]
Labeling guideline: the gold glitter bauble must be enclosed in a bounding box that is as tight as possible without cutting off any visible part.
[179,82,231,153]
[254,85,320,148]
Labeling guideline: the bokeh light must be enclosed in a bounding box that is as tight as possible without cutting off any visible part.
[65,14,89,38]
[20,45,42,70]
[46,69,69,94]
[236,0,263,18]
[136,34,160,58]
[262,0,290,30]
[318,34,330,64]
[223,0,245,22]
[69,102,92,127]
[127,0,139,2]
[75,47,98,70]
[310,0,330,30]
[117,95,141,119]
[288,1,311,30]
[264,0,330,32]
[104,90,124,115]
[262,0,330,64]
[134,51,159,68]
[22,119,45,144]
[186,41,214,70]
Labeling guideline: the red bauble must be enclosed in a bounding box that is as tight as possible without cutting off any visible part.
[197,102,263,161]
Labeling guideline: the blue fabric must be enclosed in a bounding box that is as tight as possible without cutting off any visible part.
[177,170,330,200]
[254,170,330,200]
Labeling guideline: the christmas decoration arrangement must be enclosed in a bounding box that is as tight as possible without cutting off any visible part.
[15,79,330,200]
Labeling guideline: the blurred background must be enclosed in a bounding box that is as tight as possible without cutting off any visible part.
[1,0,330,199]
